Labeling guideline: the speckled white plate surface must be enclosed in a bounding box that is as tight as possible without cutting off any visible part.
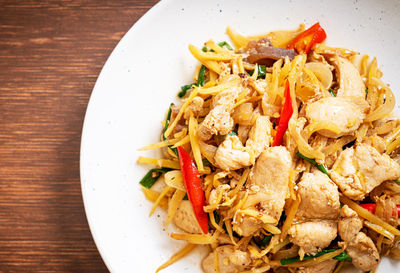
[80,0,400,272]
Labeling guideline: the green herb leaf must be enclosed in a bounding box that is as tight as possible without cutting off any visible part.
[329,89,337,97]
[395,179,399,183]
[202,46,208,52]
[139,168,171,189]
[217,41,233,50]
[366,88,369,96]
[280,249,351,265]
[297,152,330,177]
[197,65,207,87]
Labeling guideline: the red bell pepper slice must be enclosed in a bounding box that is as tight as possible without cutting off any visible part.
[177,146,208,234]
[360,203,400,217]
[272,80,293,147]
[287,22,327,54]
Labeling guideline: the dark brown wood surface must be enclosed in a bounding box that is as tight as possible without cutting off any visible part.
[0,1,159,272]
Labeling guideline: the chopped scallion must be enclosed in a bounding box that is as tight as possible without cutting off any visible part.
[163,104,178,156]
[197,65,206,87]
[280,249,351,265]
[217,41,233,50]
[297,152,330,177]
[139,168,171,189]
[178,84,195,98]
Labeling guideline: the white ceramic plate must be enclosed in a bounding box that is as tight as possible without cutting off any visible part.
[80,0,400,272]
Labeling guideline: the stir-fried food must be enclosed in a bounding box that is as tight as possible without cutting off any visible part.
[138,23,400,273]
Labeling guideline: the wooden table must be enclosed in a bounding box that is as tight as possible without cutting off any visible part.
[0,1,158,271]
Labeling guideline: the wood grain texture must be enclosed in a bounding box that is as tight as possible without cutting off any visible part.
[0,0,159,272]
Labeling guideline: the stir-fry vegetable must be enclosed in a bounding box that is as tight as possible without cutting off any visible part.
[139,168,171,189]
[177,146,209,234]
[163,104,179,156]
[287,22,327,54]
[272,80,293,146]
[329,88,337,97]
[360,203,400,217]
[248,64,267,79]
[178,65,207,98]
[217,41,233,50]
[296,152,330,177]
[280,249,352,265]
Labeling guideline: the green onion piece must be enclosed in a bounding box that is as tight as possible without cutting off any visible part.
[197,65,206,87]
[257,65,266,78]
[163,104,173,140]
[178,84,195,98]
[297,152,330,177]
[202,46,208,52]
[248,65,267,79]
[178,64,206,98]
[139,168,171,189]
[214,212,221,224]
[395,179,399,183]
[280,249,351,265]
[183,194,189,200]
[217,41,233,50]
[163,104,178,156]
[333,251,352,262]
[202,158,212,167]
[255,235,273,248]
[366,88,369,96]
[329,89,337,97]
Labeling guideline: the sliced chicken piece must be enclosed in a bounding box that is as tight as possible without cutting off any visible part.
[346,232,380,272]
[305,96,369,138]
[198,86,240,140]
[214,115,272,171]
[338,205,380,271]
[332,56,366,98]
[183,96,204,119]
[338,205,363,242]
[245,115,272,157]
[296,259,337,273]
[214,135,252,171]
[289,220,338,255]
[330,143,400,200]
[234,147,292,236]
[202,245,251,273]
[173,200,202,234]
[296,170,340,220]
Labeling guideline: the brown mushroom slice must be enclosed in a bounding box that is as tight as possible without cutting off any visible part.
[241,38,297,66]
[245,46,297,65]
